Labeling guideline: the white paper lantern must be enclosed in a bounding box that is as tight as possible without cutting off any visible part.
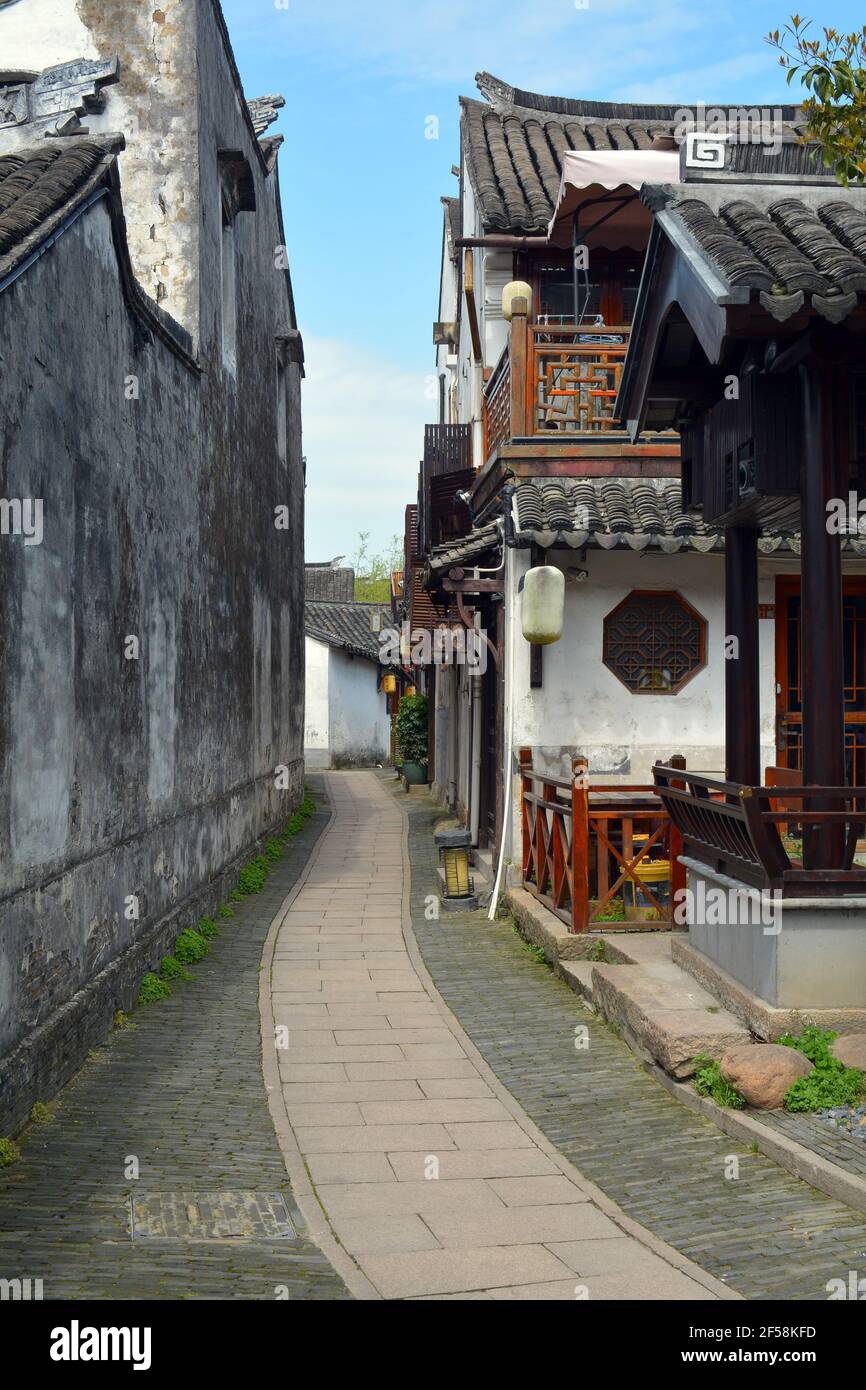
[522,566,564,645]
[502,280,533,321]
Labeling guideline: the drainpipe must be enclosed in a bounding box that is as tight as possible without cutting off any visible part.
[488,485,518,919]
[469,662,482,847]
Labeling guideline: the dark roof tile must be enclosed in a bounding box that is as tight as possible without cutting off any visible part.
[0,140,112,272]
[305,601,389,661]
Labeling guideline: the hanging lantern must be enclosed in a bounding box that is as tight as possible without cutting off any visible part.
[405,684,417,697]
[383,673,397,694]
[434,828,474,901]
[502,280,533,321]
[522,565,565,645]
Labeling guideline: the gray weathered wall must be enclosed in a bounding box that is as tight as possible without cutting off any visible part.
[0,4,304,1132]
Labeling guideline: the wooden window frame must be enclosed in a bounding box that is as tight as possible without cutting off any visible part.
[602,588,708,696]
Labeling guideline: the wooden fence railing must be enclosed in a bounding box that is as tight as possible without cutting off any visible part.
[519,749,686,932]
[654,763,866,896]
[483,346,511,462]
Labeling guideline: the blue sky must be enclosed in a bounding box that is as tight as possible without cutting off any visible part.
[221,0,862,564]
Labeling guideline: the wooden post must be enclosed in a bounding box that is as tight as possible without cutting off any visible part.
[518,747,532,882]
[668,752,687,925]
[724,527,760,786]
[572,755,590,933]
[800,365,846,868]
[509,298,529,439]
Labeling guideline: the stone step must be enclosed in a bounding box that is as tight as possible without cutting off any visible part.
[556,959,596,1007]
[598,932,673,966]
[589,960,751,1079]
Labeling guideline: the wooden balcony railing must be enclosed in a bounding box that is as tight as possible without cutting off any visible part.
[532,323,628,433]
[653,763,866,896]
[519,749,686,933]
[483,347,511,462]
[481,299,631,462]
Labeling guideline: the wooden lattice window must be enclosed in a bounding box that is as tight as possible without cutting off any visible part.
[603,590,707,694]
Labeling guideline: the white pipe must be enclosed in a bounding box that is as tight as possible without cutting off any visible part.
[469,671,482,847]
[488,546,516,919]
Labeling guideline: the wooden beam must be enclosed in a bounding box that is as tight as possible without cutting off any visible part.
[724,527,760,785]
[441,577,504,594]
[463,249,483,365]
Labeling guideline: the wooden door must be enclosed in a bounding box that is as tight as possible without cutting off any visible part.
[775,576,866,786]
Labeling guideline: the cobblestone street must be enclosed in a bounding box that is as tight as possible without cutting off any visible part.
[5,770,866,1302]
[0,785,349,1301]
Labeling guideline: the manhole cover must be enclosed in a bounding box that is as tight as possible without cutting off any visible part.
[130,1192,296,1242]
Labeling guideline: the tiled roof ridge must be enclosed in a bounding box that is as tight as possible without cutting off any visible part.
[0,137,118,271]
[472,72,804,122]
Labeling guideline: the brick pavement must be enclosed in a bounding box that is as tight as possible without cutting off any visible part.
[267,771,732,1300]
[398,781,866,1301]
[0,786,350,1301]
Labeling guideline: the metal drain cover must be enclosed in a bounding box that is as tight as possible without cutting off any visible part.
[131,1192,295,1242]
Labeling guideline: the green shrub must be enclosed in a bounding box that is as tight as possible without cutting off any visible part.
[0,1138,21,1168]
[113,1010,132,1029]
[779,1026,866,1111]
[264,838,284,862]
[198,916,219,939]
[174,928,208,965]
[237,856,268,896]
[29,1102,52,1126]
[159,955,191,982]
[217,904,233,918]
[138,972,171,1005]
[693,1054,746,1109]
[394,694,428,764]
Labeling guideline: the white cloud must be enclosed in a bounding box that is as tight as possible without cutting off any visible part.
[302,334,430,562]
[229,0,749,97]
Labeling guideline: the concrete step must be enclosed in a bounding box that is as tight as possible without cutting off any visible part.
[589,960,751,1079]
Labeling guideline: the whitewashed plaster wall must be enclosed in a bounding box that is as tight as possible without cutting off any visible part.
[304,641,389,769]
[304,637,330,766]
[328,650,390,768]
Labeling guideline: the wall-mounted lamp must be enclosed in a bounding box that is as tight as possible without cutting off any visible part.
[522,565,565,644]
[383,673,397,694]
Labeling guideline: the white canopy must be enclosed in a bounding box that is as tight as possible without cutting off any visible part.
[547,149,681,249]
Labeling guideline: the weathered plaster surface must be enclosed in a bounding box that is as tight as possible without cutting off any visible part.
[0,2,303,1129]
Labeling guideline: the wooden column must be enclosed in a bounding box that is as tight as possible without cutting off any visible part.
[724,526,760,785]
[509,298,529,439]
[800,365,846,868]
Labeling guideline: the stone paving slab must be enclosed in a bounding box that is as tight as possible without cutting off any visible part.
[398,779,866,1301]
[267,771,733,1301]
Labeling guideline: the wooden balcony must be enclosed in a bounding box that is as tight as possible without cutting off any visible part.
[653,763,866,897]
[480,300,678,483]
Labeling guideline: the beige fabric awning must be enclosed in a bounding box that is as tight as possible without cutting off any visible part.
[547,150,681,249]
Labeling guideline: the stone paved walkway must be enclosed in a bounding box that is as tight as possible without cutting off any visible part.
[0,786,349,1301]
[266,771,731,1300]
[398,780,866,1302]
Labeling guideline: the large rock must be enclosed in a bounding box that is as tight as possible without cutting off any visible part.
[719,1044,813,1109]
[831,1033,866,1071]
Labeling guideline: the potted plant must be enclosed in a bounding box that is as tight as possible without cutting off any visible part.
[394,693,428,785]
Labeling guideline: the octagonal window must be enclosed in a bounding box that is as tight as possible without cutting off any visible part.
[602,590,707,694]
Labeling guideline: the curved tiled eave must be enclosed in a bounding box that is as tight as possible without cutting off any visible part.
[674,195,866,324]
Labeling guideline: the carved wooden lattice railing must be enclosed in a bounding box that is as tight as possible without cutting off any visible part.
[519,749,686,932]
[531,325,628,433]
